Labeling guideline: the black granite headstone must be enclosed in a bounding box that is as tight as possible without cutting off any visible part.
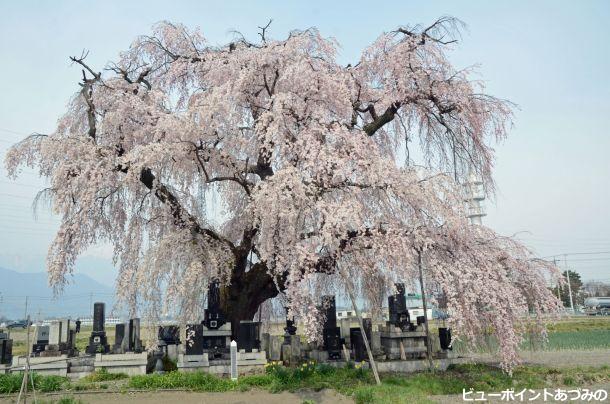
[203,280,226,330]
[158,325,181,345]
[321,296,337,329]
[93,302,105,332]
[237,321,261,352]
[439,327,452,350]
[388,283,413,331]
[114,323,125,351]
[0,333,13,365]
[320,296,343,359]
[128,318,143,352]
[86,302,109,354]
[284,308,297,336]
[350,328,367,362]
[185,324,204,355]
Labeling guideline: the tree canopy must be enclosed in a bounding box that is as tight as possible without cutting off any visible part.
[5,17,561,370]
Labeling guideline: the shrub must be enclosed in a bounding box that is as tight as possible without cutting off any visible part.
[0,373,67,394]
[129,371,234,391]
[0,373,23,394]
[83,368,128,382]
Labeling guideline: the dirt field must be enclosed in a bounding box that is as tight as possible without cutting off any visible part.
[0,389,353,404]
[473,348,610,368]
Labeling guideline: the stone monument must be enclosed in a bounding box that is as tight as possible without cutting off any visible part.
[32,325,50,355]
[201,280,231,359]
[0,331,12,365]
[380,283,427,360]
[113,323,125,353]
[86,302,110,354]
[237,321,261,353]
[320,295,343,360]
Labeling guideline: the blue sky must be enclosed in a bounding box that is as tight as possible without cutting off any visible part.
[1,0,609,286]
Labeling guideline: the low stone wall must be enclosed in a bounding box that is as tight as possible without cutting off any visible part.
[0,364,9,375]
[11,355,69,377]
[94,352,148,376]
[176,350,267,376]
[376,356,467,373]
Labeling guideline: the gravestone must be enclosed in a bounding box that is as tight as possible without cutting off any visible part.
[283,308,297,345]
[340,318,351,342]
[203,280,226,330]
[93,303,104,331]
[261,332,270,354]
[120,322,131,352]
[281,344,293,366]
[32,325,50,354]
[269,335,281,361]
[438,328,452,350]
[185,324,204,355]
[114,323,125,353]
[68,330,76,350]
[0,332,12,365]
[320,296,342,360]
[49,321,62,345]
[201,281,231,359]
[130,318,143,352]
[36,325,50,343]
[158,325,181,345]
[86,302,110,354]
[237,321,260,352]
[60,319,70,343]
[388,283,414,331]
[290,335,302,362]
[350,328,367,362]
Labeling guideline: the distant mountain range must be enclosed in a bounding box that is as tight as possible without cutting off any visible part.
[0,267,116,320]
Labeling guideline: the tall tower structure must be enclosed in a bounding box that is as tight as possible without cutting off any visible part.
[464,173,486,225]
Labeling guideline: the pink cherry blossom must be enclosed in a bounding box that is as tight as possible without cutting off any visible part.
[5,18,562,370]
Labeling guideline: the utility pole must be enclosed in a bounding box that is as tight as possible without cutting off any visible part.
[553,259,561,300]
[339,268,381,385]
[564,255,575,314]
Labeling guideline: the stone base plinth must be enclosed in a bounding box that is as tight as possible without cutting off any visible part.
[94,352,148,376]
[177,353,210,372]
[380,327,428,360]
[11,355,69,377]
[176,351,266,375]
[376,356,466,373]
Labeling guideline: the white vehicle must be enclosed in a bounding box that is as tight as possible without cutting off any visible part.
[583,297,610,316]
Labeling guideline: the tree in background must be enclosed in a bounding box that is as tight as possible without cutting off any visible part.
[5,17,561,370]
[583,280,610,297]
[552,270,583,307]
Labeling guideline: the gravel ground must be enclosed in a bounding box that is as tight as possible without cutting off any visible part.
[0,389,354,404]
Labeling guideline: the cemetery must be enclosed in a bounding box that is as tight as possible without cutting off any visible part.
[0,281,461,382]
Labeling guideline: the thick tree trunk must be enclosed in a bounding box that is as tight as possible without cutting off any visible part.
[219,261,280,341]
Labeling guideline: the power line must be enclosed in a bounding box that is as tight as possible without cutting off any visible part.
[0,192,37,199]
[0,127,32,136]
[562,257,610,262]
[541,251,610,259]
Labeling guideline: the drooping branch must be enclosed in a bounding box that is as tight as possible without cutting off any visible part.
[138,167,236,251]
